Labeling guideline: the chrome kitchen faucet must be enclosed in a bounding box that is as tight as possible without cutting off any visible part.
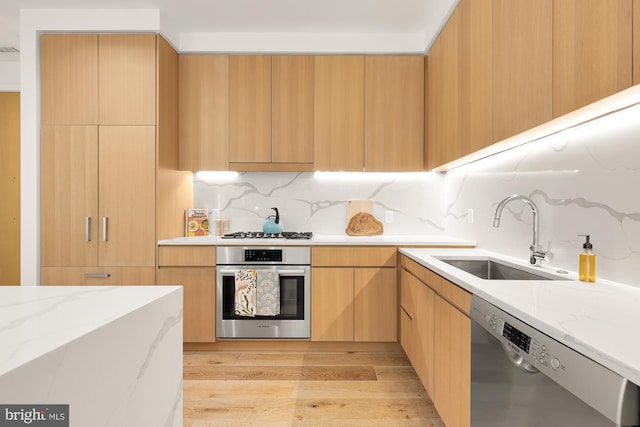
[493,194,547,265]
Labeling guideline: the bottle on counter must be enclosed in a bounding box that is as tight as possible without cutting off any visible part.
[579,235,596,283]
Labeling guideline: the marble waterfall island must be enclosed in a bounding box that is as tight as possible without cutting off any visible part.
[0,286,183,427]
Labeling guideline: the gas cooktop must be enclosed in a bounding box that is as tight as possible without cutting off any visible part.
[221,231,313,240]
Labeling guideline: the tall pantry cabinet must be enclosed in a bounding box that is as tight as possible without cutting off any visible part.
[40,33,191,285]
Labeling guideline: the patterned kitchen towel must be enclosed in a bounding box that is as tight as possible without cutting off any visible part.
[234,269,257,317]
[256,269,280,316]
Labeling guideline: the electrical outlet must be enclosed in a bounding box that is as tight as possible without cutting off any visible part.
[467,208,474,224]
[385,210,394,223]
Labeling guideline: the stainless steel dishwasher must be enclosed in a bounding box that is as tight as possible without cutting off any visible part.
[470,295,639,427]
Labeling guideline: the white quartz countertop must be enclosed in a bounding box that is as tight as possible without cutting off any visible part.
[399,247,640,387]
[158,234,475,247]
[0,286,182,377]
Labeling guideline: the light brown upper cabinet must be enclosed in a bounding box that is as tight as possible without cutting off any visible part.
[365,56,424,171]
[272,55,314,164]
[40,34,98,125]
[553,0,633,117]
[229,55,315,171]
[98,34,157,125]
[229,55,272,165]
[635,0,640,84]
[179,55,230,171]
[427,8,462,170]
[314,56,365,171]
[492,0,553,143]
[460,0,493,157]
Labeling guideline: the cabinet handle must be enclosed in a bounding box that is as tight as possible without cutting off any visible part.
[102,216,108,242]
[84,273,111,279]
[85,216,91,242]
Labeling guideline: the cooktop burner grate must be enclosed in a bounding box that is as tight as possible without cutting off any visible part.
[221,231,313,240]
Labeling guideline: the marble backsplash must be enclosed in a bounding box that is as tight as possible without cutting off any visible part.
[194,172,447,235]
[444,105,640,286]
[193,104,640,286]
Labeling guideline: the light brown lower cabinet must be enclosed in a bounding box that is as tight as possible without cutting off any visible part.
[311,267,354,341]
[311,246,398,342]
[158,245,216,343]
[434,295,471,427]
[400,268,436,397]
[311,267,397,342]
[157,268,216,343]
[400,254,471,427]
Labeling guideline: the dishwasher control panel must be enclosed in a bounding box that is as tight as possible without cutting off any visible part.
[478,302,559,370]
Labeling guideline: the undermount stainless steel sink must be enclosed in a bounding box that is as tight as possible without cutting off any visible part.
[436,258,565,281]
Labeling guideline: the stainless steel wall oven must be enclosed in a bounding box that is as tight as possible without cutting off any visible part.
[216,246,310,339]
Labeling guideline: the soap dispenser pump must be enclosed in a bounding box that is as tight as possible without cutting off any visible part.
[579,235,596,283]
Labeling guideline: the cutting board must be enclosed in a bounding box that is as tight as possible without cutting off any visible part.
[345,199,383,236]
[346,200,373,221]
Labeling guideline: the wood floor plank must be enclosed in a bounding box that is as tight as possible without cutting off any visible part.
[302,351,411,367]
[184,379,297,399]
[294,380,429,400]
[290,398,440,424]
[184,365,377,381]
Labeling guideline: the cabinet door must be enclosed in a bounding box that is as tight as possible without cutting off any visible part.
[40,34,98,125]
[460,0,493,157]
[354,268,397,342]
[493,0,553,142]
[272,56,314,164]
[158,268,216,343]
[179,55,230,171]
[365,56,424,171]
[99,34,156,125]
[412,275,436,398]
[311,267,354,341]
[98,126,156,267]
[435,296,471,427]
[427,8,462,170]
[400,307,413,362]
[0,93,20,285]
[314,56,365,171]
[230,55,272,163]
[635,0,640,84]
[553,0,633,117]
[41,126,99,267]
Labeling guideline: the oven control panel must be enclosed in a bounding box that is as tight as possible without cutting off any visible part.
[245,249,283,262]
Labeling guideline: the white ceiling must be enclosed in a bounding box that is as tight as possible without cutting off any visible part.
[0,0,457,54]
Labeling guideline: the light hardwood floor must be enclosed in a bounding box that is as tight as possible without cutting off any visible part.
[183,348,445,426]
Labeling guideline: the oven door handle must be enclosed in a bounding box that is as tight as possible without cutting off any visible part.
[276,269,305,275]
[218,269,305,275]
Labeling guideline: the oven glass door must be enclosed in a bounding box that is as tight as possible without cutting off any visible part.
[221,270,305,320]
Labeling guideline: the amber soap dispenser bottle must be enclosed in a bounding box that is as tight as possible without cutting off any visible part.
[579,235,596,283]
